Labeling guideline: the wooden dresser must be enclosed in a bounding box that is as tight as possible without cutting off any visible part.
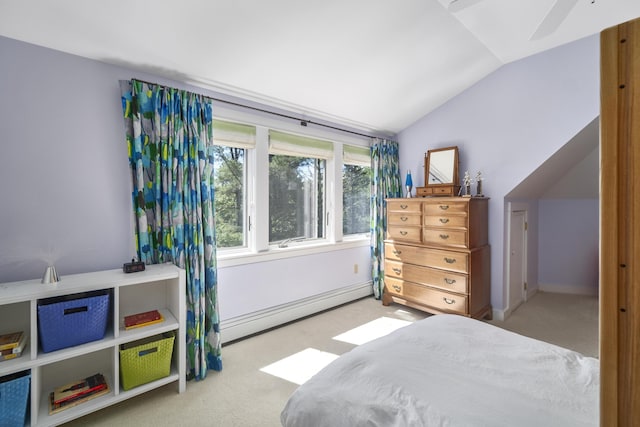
[383,197,491,319]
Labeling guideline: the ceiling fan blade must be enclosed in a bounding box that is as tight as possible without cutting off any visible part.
[448,0,484,13]
[530,0,578,40]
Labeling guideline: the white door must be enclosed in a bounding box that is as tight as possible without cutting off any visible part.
[509,210,527,311]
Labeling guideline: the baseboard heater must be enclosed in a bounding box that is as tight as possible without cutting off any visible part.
[220,282,373,344]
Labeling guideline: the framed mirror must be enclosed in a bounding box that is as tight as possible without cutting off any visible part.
[420,146,460,197]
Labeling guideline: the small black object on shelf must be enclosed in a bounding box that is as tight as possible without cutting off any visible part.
[123,259,145,273]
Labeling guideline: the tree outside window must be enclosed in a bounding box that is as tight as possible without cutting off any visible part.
[269,154,325,243]
[343,164,371,235]
[213,145,245,248]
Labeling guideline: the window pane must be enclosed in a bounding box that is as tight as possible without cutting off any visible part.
[213,146,246,248]
[269,154,325,243]
[343,164,371,235]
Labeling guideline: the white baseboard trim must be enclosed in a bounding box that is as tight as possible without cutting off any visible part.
[220,282,373,344]
[526,286,539,301]
[496,301,540,321]
[491,308,505,322]
[538,283,599,296]
[498,287,540,321]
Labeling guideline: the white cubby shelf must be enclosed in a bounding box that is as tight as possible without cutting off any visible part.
[0,263,186,426]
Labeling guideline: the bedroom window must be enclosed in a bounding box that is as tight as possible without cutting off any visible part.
[342,144,371,236]
[268,130,332,246]
[213,119,256,249]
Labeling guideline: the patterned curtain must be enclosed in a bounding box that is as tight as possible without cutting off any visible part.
[120,79,222,380]
[370,138,402,299]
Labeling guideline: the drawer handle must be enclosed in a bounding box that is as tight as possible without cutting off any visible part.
[392,284,401,292]
[392,268,402,274]
[393,249,402,256]
[439,234,450,240]
[400,231,408,236]
[400,216,408,222]
[439,218,449,224]
[439,205,449,210]
[444,257,456,264]
[400,204,408,209]
[443,297,456,305]
[444,278,456,285]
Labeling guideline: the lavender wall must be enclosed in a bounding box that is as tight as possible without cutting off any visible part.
[0,37,133,281]
[538,199,599,295]
[536,143,599,295]
[397,35,600,312]
[0,36,371,324]
[217,247,372,319]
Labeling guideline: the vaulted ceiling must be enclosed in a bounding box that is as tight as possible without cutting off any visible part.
[1,1,639,134]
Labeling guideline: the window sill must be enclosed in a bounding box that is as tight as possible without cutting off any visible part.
[217,238,370,268]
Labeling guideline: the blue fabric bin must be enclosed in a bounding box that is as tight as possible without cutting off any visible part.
[0,371,30,427]
[37,290,110,353]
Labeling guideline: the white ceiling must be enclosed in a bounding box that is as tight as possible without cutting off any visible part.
[1,0,639,135]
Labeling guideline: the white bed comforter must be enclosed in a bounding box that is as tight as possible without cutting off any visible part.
[281,314,599,427]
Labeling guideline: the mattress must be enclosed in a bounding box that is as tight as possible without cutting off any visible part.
[281,314,599,427]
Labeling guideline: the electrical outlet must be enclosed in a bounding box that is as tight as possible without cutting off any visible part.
[353,264,358,274]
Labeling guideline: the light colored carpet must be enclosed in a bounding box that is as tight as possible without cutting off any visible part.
[487,291,599,358]
[63,291,598,426]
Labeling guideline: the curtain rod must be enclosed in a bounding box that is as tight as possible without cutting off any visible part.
[131,78,380,139]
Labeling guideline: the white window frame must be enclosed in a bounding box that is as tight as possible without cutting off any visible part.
[267,129,334,249]
[211,104,370,266]
[212,119,256,254]
[342,144,372,240]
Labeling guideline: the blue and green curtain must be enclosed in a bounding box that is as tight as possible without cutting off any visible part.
[370,138,402,299]
[120,79,222,380]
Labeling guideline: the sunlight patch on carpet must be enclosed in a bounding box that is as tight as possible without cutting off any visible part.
[260,348,339,385]
[332,316,412,345]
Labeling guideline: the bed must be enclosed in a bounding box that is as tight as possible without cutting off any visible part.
[281,314,599,427]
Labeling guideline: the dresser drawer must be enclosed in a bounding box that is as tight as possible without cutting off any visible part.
[423,215,468,228]
[423,201,468,215]
[386,278,467,315]
[388,212,422,226]
[415,187,429,197]
[423,248,469,273]
[410,264,468,293]
[423,228,468,248]
[387,226,422,243]
[384,243,469,273]
[407,286,467,315]
[415,186,459,196]
[385,242,423,262]
[387,200,421,213]
[384,276,405,296]
[384,260,468,293]
[384,259,406,279]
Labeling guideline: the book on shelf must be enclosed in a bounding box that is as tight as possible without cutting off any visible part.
[52,373,107,405]
[124,309,164,330]
[0,331,24,351]
[0,332,27,356]
[49,373,110,414]
[1,352,19,361]
[1,335,26,360]
[49,384,110,415]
